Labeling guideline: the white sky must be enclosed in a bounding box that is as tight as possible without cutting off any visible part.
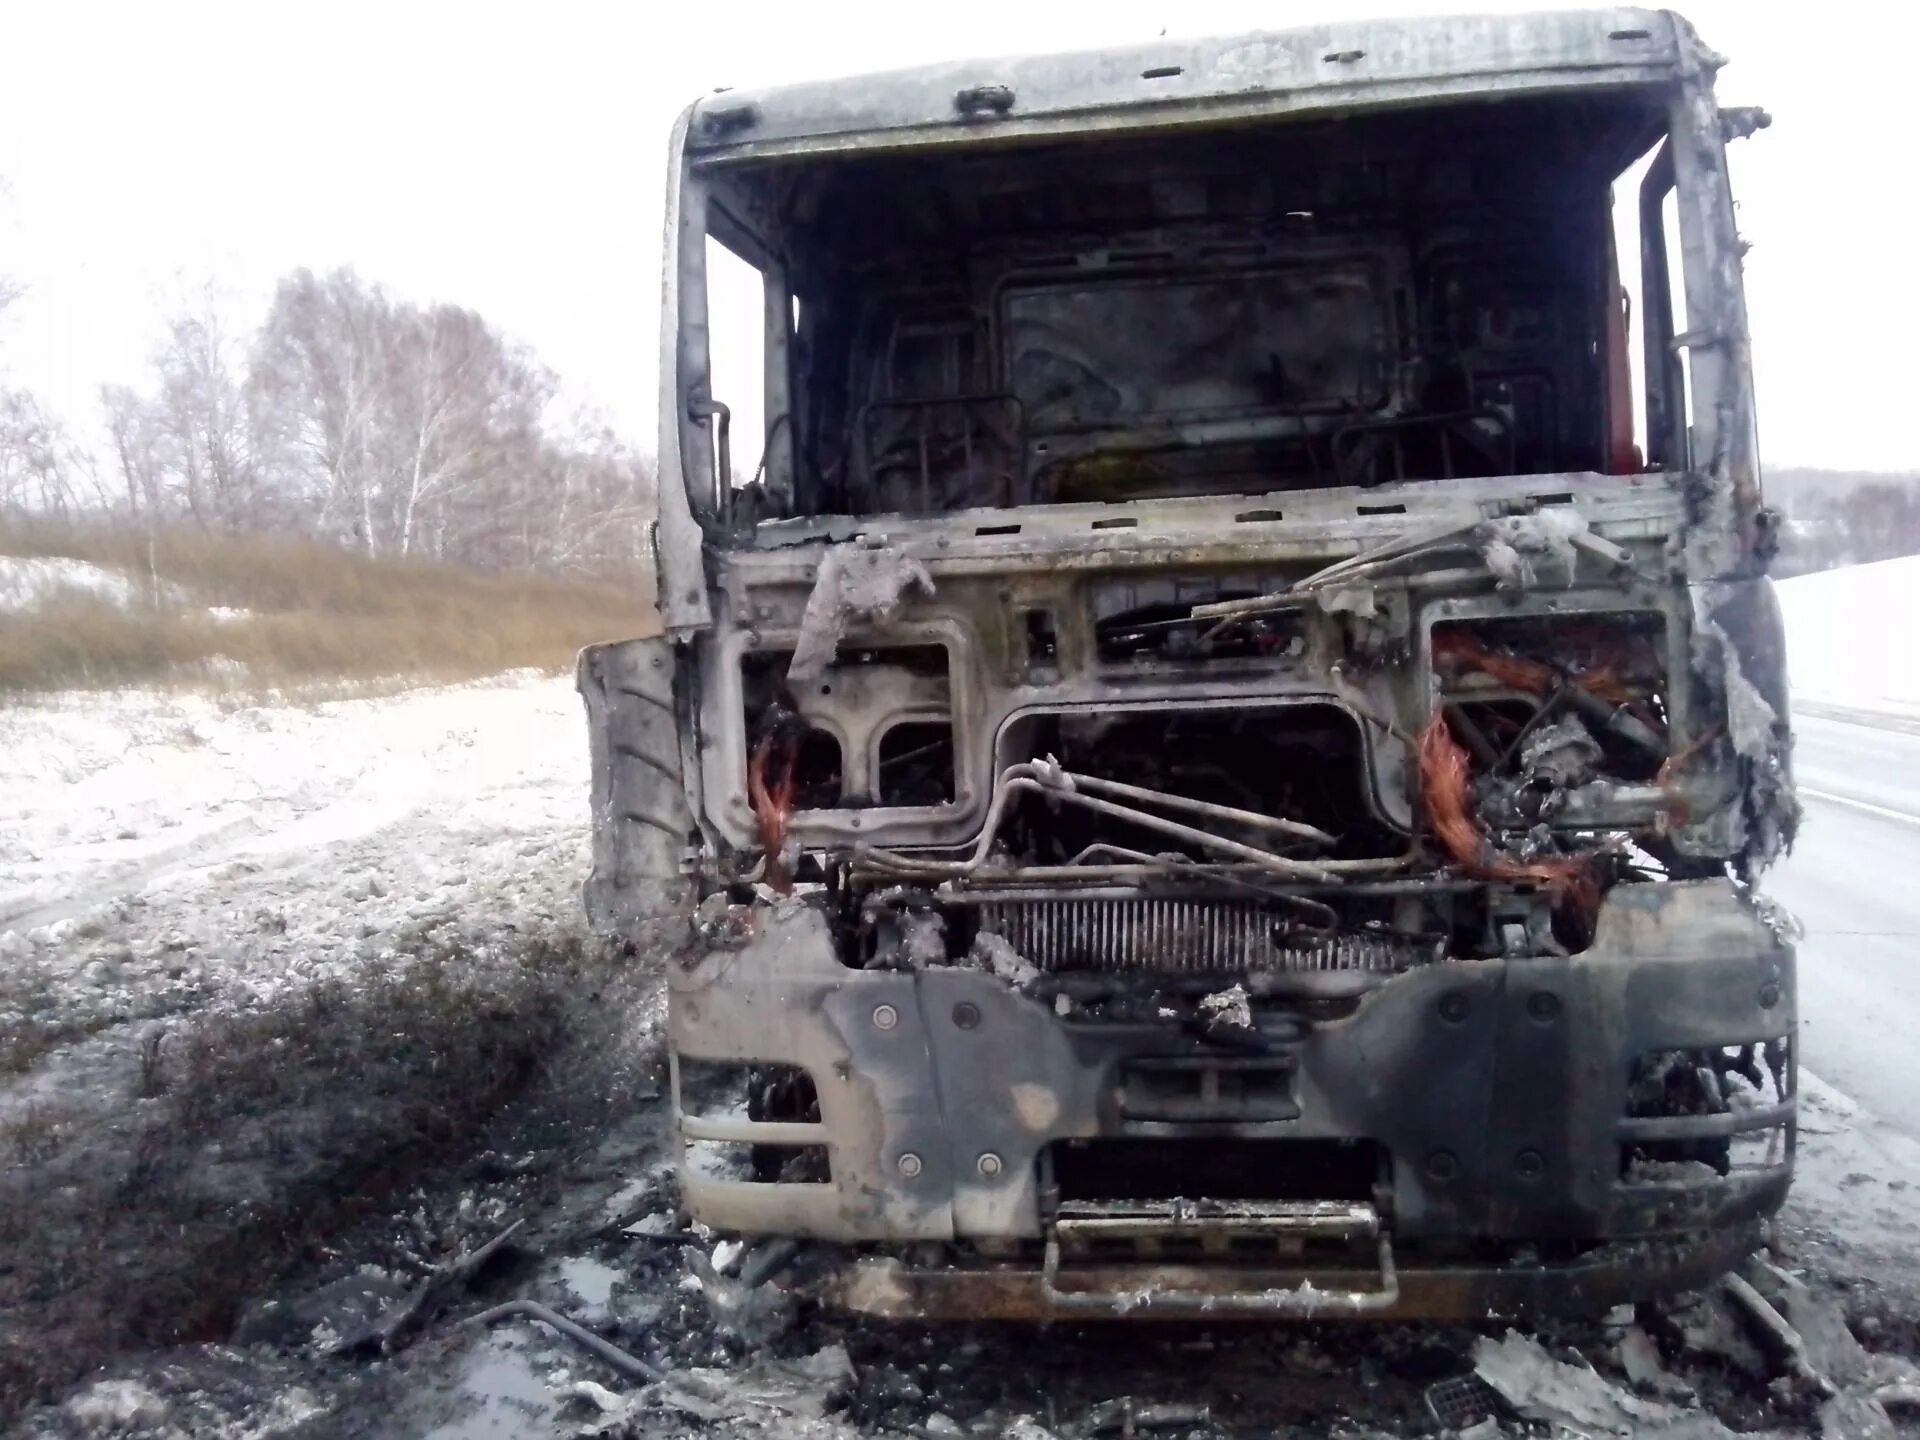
[1,0,1913,473]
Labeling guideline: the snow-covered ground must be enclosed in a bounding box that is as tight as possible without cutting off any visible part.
[1778,555,1920,716]
[0,673,591,1040]
[0,554,159,611]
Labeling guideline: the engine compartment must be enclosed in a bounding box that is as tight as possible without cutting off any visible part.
[690,474,1760,1004]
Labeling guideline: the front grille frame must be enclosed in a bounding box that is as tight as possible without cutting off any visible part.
[973,895,1435,975]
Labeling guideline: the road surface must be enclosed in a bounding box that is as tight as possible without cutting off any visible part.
[1771,711,1920,1136]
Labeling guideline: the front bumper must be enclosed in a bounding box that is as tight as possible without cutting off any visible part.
[668,877,1794,1318]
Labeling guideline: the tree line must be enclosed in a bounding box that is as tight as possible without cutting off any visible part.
[0,268,655,578]
[1768,467,1920,579]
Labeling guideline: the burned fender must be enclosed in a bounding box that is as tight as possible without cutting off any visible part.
[1685,576,1799,872]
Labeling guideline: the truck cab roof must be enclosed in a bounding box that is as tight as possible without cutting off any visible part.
[684,8,1712,161]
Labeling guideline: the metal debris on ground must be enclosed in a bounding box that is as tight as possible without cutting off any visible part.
[1472,1330,1747,1438]
[1196,982,1252,1034]
[1080,1396,1213,1435]
[1723,1271,1836,1398]
[555,1377,626,1415]
[1727,1260,1920,1440]
[1663,1287,1772,1378]
[467,1298,665,1385]
[334,1216,525,1357]
[645,1343,859,1427]
[1616,1323,1696,1402]
[1422,1372,1505,1430]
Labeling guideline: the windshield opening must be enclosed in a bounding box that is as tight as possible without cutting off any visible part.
[691,91,1673,519]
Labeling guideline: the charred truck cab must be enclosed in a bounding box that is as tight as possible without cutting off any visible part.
[582,8,1798,1318]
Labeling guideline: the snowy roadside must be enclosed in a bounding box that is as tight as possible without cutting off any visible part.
[0,670,660,1424]
[0,673,592,1052]
[1777,556,1920,721]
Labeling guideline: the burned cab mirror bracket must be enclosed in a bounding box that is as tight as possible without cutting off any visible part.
[1718,106,1771,142]
[687,394,733,515]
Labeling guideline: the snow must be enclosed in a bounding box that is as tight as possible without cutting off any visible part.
[1778,555,1920,716]
[0,554,151,610]
[0,672,592,1035]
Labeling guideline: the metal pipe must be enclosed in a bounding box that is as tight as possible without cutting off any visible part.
[1190,516,1481,621]
[859,852,1414,882]
[735,1238,801,1290]
[853,862,1446,892]
[886,777,1340,880]
[856,761,1397,884]
[1060,769,1335,846]
[468,1300,666,1386]
[1047,843,1346,922]
[1722,1273,1835,1398]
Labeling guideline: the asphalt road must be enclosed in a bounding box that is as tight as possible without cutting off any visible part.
[1770,711,1920,1136]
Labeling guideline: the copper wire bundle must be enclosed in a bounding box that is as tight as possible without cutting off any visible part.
[748,729,799,894]
[1417,712,1600,919]
[1432,629,1638,708]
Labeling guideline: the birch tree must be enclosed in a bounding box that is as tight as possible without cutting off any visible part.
[150,297,267,531]
[254,269,386,549]
[381,302,550,559]
[82,266,658,579]
[101,384,171,516]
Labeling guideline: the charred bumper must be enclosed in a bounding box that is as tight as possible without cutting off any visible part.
[668,877,1794,1318]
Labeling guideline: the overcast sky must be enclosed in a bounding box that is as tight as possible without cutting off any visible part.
[2,0,1912,473]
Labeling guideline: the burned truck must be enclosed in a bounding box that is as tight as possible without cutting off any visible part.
[581,8,1797,1318]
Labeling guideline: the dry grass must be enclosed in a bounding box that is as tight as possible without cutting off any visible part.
[0,520,659,696]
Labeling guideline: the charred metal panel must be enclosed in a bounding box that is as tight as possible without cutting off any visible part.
[668,881,1792,1258]
[684,10,1690,160]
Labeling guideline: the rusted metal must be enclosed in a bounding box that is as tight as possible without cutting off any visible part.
[816,1224,1769,1322]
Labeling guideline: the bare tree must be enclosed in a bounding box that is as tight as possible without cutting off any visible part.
[0,219,58,515]
[97,287,293,535]
[101,384,171,517]
[0,387,82,517]
[381,302,551,559]
[255,270,555,561]
[514,410,656,578]
[67,264,655,580]
[254,269,386,549]
[152,297,266,530]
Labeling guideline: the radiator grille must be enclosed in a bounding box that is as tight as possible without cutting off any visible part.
[974,898,1430,975]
